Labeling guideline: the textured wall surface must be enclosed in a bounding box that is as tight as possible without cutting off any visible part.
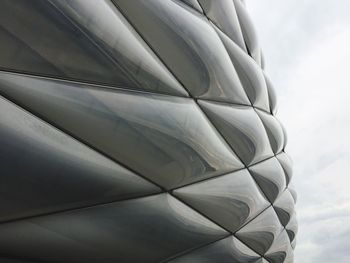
[0,0,296,262]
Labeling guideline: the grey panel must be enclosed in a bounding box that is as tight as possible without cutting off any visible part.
[232,0,261,66]
[113,0,251,104]
[0,0,187,96]
[264,73,278,115]
[286,212,298,242]
[0,0,295,262]
[256,110,285,154]
[197,0,247,51]
[0,96,160,222]
[0,194,227,263]
[0,71,243,189]
[236,207,283,255]
[167,236,261,263]
[288,183,298,203]
[174,169,269,232]
[248,157,286,203]
[265,230,293,263]
[273,190,295,227]
[49,0,188,96]
[276,152,294,186]
[199,100,274,165]
[291,238,297,250]
[178,0,203,13]
[215,27,269,112]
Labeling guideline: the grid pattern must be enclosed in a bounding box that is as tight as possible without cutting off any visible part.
[0,0,297,262]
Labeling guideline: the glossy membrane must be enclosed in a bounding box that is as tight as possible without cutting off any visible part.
[0,194,227,263]
[0,71,243,189]
[0,96,160,222]
[174,169,269,232]
[215,26,269,112]
[168,236,260,263]
[236,207,284,255]
[273,190,295,227]
[113,0,251,104]
[257,109,285,154]
[248,157,286,203]
[0,0,295,262]
[198,0,247,51]
[199,100,274,166]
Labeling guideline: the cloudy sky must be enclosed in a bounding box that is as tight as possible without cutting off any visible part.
[246,1,350,262]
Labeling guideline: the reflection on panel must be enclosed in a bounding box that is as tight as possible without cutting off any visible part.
[265,230,293,263]
[256,110,285,154]
[198,0,247,51]
[174,169,269,232]
[248,157,286,203]
[288,183,298,203]
[264,73,278,115]
[0,194,227,263]
[215,26,269,111]
[113,0,251,104]
[236,207,283,255]
[178,0,203,13]
[0,96,160,222]
[199,100,274,165]
[232,0,262,66]
[167,236,260,263]
[286,212,298,243]
[273,190,295,227]
[50,0,188,96]
[276,152,294,185]
[0,0,187,96]
[0,71,243,189]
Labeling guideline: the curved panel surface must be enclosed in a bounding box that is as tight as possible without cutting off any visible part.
[0,0,296,262]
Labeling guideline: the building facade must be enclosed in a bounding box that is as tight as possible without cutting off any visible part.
[0,0,296,262]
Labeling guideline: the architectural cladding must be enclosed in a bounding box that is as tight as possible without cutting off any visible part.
[0,1,296,263]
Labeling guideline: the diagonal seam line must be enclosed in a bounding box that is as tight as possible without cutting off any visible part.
[0,25,64,75]
[111,0,253,173]
[46,0,142,93]
[0,67,188,98]
[109,3,288,247]
[160,235,231,263]
[0,93,165,190]
[0,68,272,115]
[172,0,204,14]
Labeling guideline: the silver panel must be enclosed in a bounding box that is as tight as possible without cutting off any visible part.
[0,0,296,262]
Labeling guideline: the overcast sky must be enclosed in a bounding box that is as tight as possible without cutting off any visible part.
[246,1,350,262]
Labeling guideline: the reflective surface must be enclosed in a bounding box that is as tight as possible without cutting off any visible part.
[0,71,243,189]
[0,0,187,96]
[286,212,298,243]
[265,230,294,263]
[0,194,227,263]
[273,190,296,227]
[276,152,294,185]
[174,169,269,232]
[257,110,285,154]
[249,157,287,202]
[236,207,283,255]
[0,96,160,222]
[168,236,260,263]
[199,100,274,165]
[232,0,262,66]
[216,27,270,112]
[0,0,295,262]
[198,0,247,51]
[114,0,251,104]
